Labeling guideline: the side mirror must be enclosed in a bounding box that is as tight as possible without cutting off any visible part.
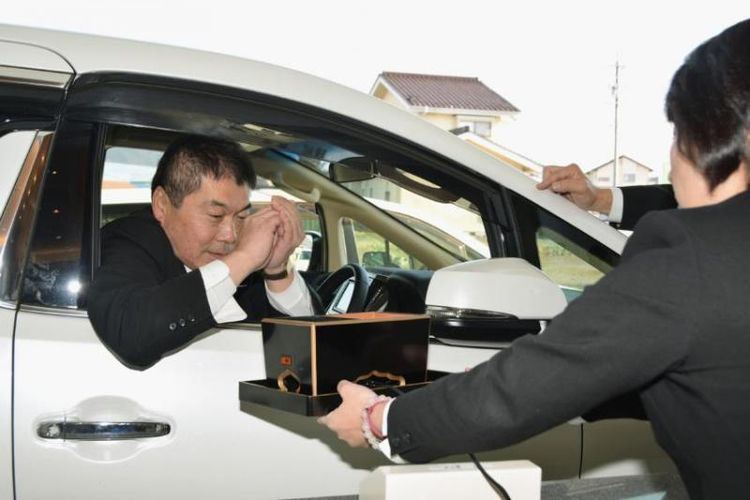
[426,258,567,347]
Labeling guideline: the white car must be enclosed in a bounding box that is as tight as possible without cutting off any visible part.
[0,24,673,500]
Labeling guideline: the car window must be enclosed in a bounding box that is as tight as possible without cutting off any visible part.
[0,131,52,303]
[98,140,498,287]
[383,209,488,261]
[339,169,489,269]
[21,120,98,310]
[536,227,605,302]
[341,217,426,270]
[100,140,493,281]
[509,191,618,302]
[101,146,160,225]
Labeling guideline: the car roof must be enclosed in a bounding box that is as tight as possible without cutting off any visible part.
[0,23,626,254]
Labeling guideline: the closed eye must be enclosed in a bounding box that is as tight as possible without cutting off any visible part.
[236,207,253,220]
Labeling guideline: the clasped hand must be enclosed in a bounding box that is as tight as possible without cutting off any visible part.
[235,196,304,274]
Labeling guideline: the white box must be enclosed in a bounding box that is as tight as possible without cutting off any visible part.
[359,459,541,500]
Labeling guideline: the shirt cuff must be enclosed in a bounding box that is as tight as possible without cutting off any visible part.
[265,269,314,316]
[376,399,407,464]
[198,260,247,323]
[608,187,624,223]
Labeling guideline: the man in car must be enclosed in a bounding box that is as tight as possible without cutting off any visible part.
[88,135,315,369]
[536,164,676,229]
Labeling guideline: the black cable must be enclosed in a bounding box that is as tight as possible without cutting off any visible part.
[578,422,584,478]
[469,453,512,500]
[382,388,510,498]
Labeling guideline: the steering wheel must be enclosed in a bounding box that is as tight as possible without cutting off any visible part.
[315,263,370,313]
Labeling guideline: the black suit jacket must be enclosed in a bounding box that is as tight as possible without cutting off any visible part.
[88,209,281,369]
[619,184,676,229]
[388,190,750,499]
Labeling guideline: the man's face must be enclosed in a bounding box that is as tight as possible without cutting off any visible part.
[153,176,252,269]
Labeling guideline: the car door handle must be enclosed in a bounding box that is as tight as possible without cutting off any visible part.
[37,421,171,440]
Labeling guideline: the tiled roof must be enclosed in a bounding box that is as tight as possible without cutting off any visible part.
[379,72,519,112]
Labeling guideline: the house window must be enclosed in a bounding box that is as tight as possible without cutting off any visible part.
[458,119,492,138]
[598,176,610,184]
[623,173,636,183]
[474,121,491,137]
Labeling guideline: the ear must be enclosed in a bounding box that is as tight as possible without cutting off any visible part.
[152,186,170,223]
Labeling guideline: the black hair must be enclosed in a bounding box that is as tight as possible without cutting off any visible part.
[666,18,750,190]
[151,135,257,206]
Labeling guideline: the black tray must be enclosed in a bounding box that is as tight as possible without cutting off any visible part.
[239,370,448,416]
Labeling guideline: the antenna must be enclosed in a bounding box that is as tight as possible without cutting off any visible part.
[611,58,622,187]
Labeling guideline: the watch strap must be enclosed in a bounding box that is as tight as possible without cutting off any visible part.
[262,269,289,281]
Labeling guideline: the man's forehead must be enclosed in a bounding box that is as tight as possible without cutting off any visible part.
[193,175,249,194]
[185,177,251,209]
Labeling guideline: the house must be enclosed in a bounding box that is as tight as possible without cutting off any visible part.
[370,72,519,141]
[370,71,542,179]
[366,72,545,239]
[587,155,659,187]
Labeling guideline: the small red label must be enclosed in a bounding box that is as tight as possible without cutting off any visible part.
[280,355,293,366]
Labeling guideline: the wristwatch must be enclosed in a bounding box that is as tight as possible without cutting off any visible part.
[262,268,289,281]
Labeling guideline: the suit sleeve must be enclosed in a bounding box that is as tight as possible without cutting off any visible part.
[88,214,284,368]
[618,184,676,230]
[88,222,218,369]
[387,211,701,462]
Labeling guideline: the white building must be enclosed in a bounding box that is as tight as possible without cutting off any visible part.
[587,155,659,187]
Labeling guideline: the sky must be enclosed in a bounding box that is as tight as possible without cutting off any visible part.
[2,1,747,178]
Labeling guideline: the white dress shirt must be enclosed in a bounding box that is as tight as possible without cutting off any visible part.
[608,187,624,224]
[376,399,406,463]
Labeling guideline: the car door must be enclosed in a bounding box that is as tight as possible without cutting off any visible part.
[0,42,72,500]
[9,77,401,500]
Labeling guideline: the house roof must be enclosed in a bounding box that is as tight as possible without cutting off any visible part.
[376,72,519,113]
[451,127,543,176]
[587,154,654,173]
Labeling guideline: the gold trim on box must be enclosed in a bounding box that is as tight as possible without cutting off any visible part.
[261,313,430,327]
[354,370,406,387]
[277,369,302,394]
[311,324,318,396]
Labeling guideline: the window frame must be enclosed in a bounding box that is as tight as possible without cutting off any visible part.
[22,72,517,310]
[507,190,620,285]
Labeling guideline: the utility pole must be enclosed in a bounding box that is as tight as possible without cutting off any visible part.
[611,58,621,187]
